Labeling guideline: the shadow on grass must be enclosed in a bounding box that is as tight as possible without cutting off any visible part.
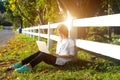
[1,57,120,73]
[56,58,120,72]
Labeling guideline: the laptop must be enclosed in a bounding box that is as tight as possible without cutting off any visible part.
[36,41,49,53]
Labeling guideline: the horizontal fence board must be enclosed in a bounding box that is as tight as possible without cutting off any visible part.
[76,39,120,60]
[39,33,48,38]
[22,31,39,36]
[50,35,59,41]
[50,22,65,28]
[39,25,49,29]
[73,14,120,27]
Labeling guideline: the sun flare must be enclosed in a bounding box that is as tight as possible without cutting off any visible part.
[64,11,73,30]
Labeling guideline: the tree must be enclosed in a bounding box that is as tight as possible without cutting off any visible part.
[57,0,102,18]
[35,0,60,24]
[4,0,60,28]
[3,0,20,27]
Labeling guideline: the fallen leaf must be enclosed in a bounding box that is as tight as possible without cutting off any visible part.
[0,53,2,57]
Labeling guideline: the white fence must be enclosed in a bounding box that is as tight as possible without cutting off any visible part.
[22,14,120,60]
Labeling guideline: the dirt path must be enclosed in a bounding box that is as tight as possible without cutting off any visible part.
[0,26,15,47]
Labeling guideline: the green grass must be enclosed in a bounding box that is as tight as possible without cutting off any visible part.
[0,25,3,31]
[111,34,120,45]
[0,34,120,80]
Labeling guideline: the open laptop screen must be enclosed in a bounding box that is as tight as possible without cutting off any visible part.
[36,41,49,53]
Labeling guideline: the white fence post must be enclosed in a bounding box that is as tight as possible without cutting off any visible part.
[33,29,35,38]
[30,29,32,37]
[69,18,73,38]
[69,18,78,39]
[31,27,33,37]
[47,22,52,49]
[38,25,41,40]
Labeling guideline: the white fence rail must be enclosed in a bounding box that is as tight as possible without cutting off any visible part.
[22,14,120,60]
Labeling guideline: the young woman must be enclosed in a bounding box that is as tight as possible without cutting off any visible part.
[7,24,75,72]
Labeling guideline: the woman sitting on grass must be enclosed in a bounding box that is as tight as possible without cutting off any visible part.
[7,24,75,72]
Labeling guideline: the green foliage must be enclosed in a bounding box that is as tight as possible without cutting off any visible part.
[4,0,61,29]
[4,0,35,28]
[101,0,120,14]
[36,0,60,23]
[3,1,19,28]
[0,25,3,31]
[86,27,109,42]
[0,12,10,25]
[0,1,6,13]
[111,34,120,45]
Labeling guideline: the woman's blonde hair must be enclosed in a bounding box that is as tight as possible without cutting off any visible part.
[57,24,69,38]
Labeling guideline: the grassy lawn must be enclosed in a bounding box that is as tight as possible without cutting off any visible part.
[0,34,120,80]
[0,25,3,31]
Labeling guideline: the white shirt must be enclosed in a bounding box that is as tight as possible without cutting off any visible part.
[55,37,75,65]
